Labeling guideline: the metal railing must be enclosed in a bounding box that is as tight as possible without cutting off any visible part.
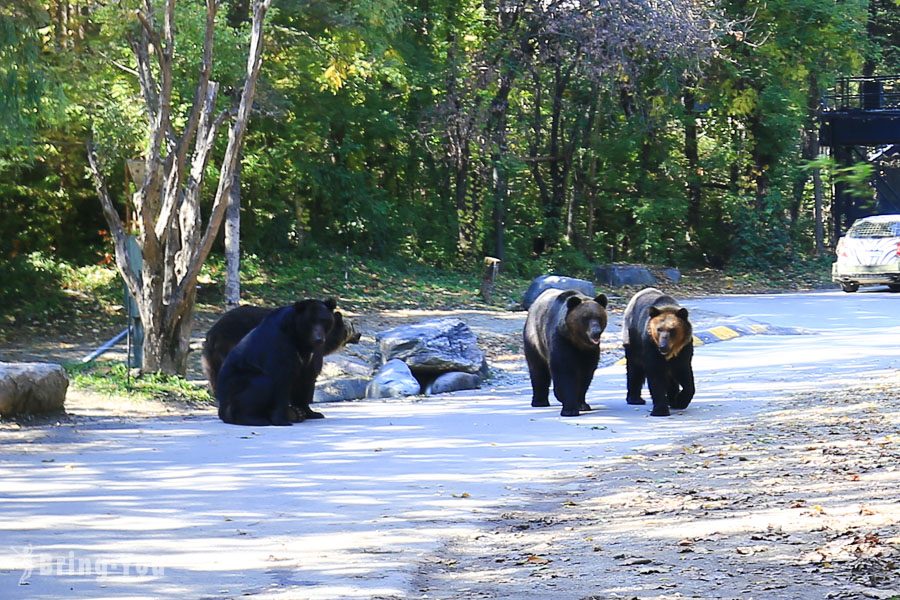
[822,76,900,111]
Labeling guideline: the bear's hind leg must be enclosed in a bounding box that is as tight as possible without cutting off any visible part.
[236,375,292,426]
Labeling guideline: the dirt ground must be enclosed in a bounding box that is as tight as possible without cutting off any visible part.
[409,374,900,600]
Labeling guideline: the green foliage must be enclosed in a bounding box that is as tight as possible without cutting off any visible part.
[0,0,893,305]
[67,361,213,404]
[201,248,531,311]
[0,252,120,324]
[0,1,63,151]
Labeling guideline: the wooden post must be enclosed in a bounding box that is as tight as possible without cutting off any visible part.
[480,256,501,304]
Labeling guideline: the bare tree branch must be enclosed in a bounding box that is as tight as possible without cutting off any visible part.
[87,140,141,300]
[168,0,273,323]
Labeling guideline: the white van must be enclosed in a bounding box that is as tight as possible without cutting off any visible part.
[832,214,900,292]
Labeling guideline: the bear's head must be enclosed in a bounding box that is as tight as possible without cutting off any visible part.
[647,306,691,360]
[564,293,609,349]
[290,298,337,351]
[332,311,362,345]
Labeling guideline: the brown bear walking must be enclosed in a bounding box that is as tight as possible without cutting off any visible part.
[622,287,695,417]
[524,289,609,417]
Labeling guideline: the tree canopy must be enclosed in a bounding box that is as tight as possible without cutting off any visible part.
[2,0,896,279]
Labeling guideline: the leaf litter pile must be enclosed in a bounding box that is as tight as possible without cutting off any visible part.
[412,374,900,600]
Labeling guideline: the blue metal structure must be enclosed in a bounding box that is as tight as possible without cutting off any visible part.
[819,75,900,238]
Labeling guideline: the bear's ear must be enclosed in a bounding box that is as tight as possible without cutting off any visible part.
[333,311,343,322]
[648,306,661,318]
[566,296,583,311]
[676,307,689,320]
[594,294,608,308]
[323,297,337,311]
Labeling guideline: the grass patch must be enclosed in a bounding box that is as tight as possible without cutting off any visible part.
[199,251,533,312]
[66,361,214,405]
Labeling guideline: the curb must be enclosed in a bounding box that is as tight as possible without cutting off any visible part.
[614,320,812,365]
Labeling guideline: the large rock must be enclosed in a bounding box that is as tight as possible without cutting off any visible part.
[376,318,485,374]
[523,275,596,309]
[424,372,481,395]
[365,359,421,399]
[314,377,370,403]
[321,355,372,379]
[594,264,658,287]
[0,362,68,418]
[661,267,682,283]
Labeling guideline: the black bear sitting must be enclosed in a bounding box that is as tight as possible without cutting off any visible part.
[622,287,695,417]
[524,289,609,417]
[202,304,360,396]
[216,299,337,426]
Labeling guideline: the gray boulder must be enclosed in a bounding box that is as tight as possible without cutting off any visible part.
[376,318,485,374]
[594,264,658,287]
[425,372,482,395]
[314,377,370,403]
[365,359,421,399]
[0,362,68,418]
[321,354,372,379]
[523,275,596,309]
[661,267,682,283]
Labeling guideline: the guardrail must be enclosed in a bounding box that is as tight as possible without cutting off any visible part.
[822,76,900,111]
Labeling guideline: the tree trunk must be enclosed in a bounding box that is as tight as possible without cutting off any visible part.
[547,64,565,243]
[225,156,241,308]
[813,165,825,254]
[569,88,598,250]
[87,0,273,375]
[487,62,516,263]
[684,88,701,237]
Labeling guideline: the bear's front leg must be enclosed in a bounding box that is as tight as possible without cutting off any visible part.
[624,345,646,405]
[550,358,581,417]
[291,375,324,420]
[525,343,551,407]
[669,364,695,410]
[645,372,671,417]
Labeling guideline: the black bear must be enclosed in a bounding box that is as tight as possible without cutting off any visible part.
[202,304,360,396]
[622,287,695,417]
[216,299,337,426]
[524,289,609,417]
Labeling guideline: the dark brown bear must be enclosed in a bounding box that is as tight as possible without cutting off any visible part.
[622,287,694,417]
[201,304,360,396]
[524,289,609,417]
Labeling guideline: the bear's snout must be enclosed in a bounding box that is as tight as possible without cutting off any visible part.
[310,326,327,346]
[656,331,671,352]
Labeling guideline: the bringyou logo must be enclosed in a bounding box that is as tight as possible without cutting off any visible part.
[12,545,164,585]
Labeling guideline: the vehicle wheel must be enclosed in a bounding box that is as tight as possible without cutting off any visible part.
[841,282,859,293]
[889,284,900,293]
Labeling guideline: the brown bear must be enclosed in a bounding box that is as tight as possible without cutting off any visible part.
[201,304,360,396]
[622,287,694,417]
[524,288,609,417]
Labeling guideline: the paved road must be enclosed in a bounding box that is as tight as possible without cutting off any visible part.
[1,289,899,599]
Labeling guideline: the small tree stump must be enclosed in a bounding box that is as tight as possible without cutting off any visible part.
[480,257,501,304]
